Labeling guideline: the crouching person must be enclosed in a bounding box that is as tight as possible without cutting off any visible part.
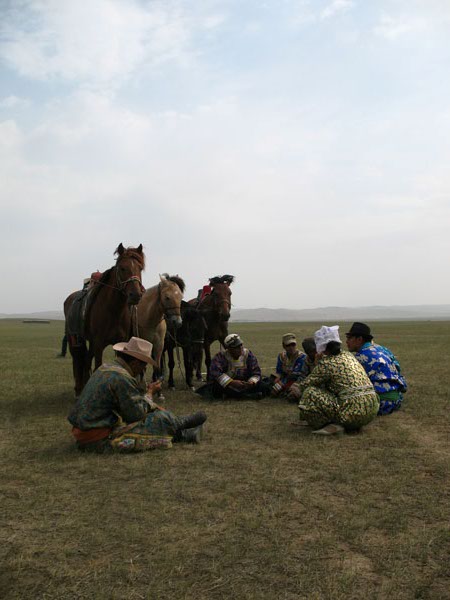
[68,337,207,452]
[288,326,379,436]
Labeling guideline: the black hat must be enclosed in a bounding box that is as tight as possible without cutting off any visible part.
[345,322,373,340]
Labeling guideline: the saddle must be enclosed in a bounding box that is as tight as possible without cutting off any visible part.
[195,285,212,306]
[66,288,95,345]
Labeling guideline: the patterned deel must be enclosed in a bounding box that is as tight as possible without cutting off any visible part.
[297,350,376,400]
[354,342,407,394]
[68,358,149,430]
[210,348,261,387]
[276,350,308,383]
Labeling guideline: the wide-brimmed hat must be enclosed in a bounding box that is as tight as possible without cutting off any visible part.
[113,337,157,366]
[224,333,243,348]
[282,333,297,346]
[345,322,373,340]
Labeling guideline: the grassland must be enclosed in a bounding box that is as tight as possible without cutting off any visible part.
[1,319,449,600]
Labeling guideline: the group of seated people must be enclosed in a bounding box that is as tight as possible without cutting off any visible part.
[68,321,407,451]
[196,321,407,435]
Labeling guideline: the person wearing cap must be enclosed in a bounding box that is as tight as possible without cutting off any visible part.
[271,334,308,398]
[68,336,207,452]
[345,322,407,415]
[196,333,263,399]
[288,326,379,435]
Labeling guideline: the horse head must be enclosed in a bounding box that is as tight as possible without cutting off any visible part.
[114,243,146,306]
[209,275,234,322]
[159,274,185,329]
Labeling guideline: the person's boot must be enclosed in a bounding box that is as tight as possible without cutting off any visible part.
[172,412,207,443]
[177,411,207,431]
[176,425,204,444]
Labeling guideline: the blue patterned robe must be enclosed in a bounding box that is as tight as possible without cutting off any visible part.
[354,342,407,415]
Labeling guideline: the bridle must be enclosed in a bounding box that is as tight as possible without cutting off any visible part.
[116,271,145,295]
[158,282,182,320]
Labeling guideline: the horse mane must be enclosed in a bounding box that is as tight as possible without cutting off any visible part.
[161,273,186,293]
[114,245,146,270]
[209,274,234,286]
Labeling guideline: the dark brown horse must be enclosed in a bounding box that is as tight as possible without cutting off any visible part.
[64,243,146,396]
[164,301,206,390]
[189,275,234,381]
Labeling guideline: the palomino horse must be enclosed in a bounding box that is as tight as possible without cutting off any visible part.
[137,274,184,377]
[164,301,206,390]
[189,275,234,381]
[64,244,145,396]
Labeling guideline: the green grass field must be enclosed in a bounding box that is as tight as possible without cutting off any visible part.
[1,319,449,600]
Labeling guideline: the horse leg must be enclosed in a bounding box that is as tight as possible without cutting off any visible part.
[167,346,175,389]
[205,343,212,381]
[195,347,203,381]
[69,339,87,397]
[183,347,194,389]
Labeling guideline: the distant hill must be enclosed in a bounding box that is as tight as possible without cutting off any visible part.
[1,304,450,322]
[230,305,450,322]
[0,310,65,320]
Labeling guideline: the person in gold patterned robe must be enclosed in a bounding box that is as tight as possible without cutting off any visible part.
[288,326,379,435]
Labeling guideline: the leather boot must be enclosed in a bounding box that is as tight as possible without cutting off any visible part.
[179,425,204,444]
[177,411,207,431]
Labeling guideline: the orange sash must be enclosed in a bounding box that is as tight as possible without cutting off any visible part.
[72,426,112,444]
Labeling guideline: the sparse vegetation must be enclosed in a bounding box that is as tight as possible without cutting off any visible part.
[1,319,449,599]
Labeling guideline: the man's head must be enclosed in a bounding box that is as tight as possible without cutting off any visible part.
[302,336,317,361]
[345,322,373,352]
[224,333,243,359]
[282,333,297,356]
[113,337,157,377]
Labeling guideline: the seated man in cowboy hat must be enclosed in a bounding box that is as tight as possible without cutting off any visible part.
[271,333,308,398]
[68,337,207,452]
[196,333,264,400]
[345,322,407,415]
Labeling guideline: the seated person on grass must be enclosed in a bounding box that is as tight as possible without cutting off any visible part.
[196,333,264,400]
[68,337,207,452]
[271,333,308,397]
[345,322,407,415]
[288,325,379,436]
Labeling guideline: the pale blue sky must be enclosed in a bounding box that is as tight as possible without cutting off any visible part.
[1,0,449,312]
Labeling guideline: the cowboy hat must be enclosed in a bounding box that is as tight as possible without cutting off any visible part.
[113,337,157,366]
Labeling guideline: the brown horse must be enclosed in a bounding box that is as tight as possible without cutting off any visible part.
[137,274,185,376]
[189,275,234,381]
[64,243,145,396]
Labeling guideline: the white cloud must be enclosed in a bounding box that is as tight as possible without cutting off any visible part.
[0,0,222,88]
[320,0,354,20]
[0,95,30,108]
[374,13,426,40]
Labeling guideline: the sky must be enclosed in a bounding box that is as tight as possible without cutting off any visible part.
[1,0,450,313]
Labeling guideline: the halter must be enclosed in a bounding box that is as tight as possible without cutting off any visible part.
[115,266,145,296]
[158,282,182,319]
[211,287,232,310]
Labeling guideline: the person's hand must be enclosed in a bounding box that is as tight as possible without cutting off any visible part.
[246,379,257,387]
[229,380,247,391]
[147,381,162,395]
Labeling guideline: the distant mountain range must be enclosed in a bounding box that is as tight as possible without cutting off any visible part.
[1,305,450,322]
[230,305,450,321]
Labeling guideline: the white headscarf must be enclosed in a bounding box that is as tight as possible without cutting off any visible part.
[314,325,341,354]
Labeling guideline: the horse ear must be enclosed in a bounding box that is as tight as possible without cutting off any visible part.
[137,244,143,253]
[117,243,125,255]
[159,274,164,282]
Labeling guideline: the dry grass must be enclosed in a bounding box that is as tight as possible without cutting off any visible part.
[1,319,449,599]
